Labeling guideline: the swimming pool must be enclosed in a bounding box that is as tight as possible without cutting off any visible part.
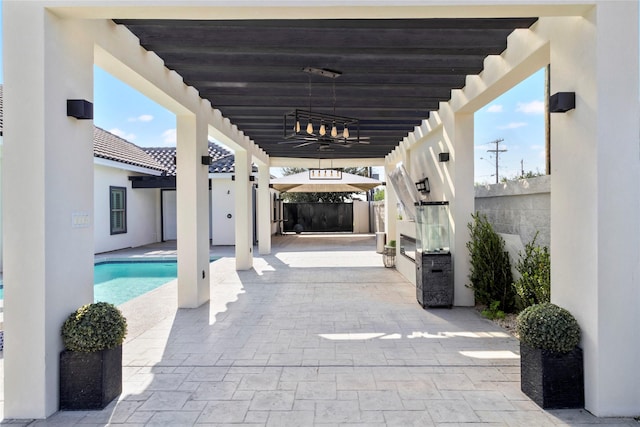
[94,260,178,305]
[0,258,218,305]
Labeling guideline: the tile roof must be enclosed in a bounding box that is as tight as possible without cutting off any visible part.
[145,143,256,176]
[94,126,166,172]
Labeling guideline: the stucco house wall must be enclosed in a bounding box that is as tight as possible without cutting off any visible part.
[93,162,161,253]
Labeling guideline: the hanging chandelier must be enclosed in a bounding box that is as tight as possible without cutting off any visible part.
[281,67,368,148]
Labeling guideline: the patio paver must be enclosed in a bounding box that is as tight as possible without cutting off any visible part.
[0,234,638,426]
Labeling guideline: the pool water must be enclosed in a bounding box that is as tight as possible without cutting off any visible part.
[94,261,178,306]
[0,258,218,305]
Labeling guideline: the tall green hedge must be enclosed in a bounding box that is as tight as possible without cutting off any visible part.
[466,213,515,312]
[513,232,550,310]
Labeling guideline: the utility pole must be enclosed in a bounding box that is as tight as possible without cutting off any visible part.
[486,138,506,184]
[521,159,525,177]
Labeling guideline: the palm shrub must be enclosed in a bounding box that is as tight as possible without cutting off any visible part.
[466,212,515,312]
[513,233,550,310]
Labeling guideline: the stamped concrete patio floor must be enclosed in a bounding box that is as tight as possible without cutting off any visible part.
[3,234,637,426]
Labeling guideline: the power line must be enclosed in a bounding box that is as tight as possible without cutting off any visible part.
[486,138,506,184]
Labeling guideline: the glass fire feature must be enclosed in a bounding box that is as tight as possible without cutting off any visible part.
[415,201,450,253]
[414,201,453,308]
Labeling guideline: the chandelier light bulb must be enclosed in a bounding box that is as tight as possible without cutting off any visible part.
[295,120,301,133]
[343,126,350,139]
[306,121,314,135]
[331,123,338,138]
[319,123,326,136]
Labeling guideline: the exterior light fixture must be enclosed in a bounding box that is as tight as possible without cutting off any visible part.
[549,92,576,113]
[67,99,93,120]
[415,177,430,194]
[281,67,369,147]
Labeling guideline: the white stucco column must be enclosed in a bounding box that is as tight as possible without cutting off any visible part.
[176,114,210,308]
[3,6,95,418]
[234,148,253,270]
[450,112,475,307]
[257,162,271,255]
[549,3,640,416]
[383,162,398,244]
[0,142,3,273]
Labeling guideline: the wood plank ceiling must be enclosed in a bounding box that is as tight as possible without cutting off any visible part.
[114,18,538,160]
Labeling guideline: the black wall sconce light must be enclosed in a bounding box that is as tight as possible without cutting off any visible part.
[67,99,93,120]
[549,92,576,113]
[201,156,212,165]
[415,177,430,195]
[439,152,450,162]
[231,175,256,182]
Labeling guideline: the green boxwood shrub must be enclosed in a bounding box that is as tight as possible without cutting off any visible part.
[62,302,128,352]
[514,233,550,310]
[466,212,515,312]
[516,302,580,353]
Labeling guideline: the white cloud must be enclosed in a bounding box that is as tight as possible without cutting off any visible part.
[487,104,503,113]
[128,114,154,122]
[516,100,544,114]
[498,122,528,130]
[109,128,136,141]
[162,128,177,146]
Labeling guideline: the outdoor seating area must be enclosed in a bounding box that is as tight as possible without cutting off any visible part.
[1,235,636,425]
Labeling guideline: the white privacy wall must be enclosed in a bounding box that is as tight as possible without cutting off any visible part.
[353,200,370,233]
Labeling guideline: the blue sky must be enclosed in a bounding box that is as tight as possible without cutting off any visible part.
[0,7,545,184]
[474,68,546,183]
[94,67,176,148]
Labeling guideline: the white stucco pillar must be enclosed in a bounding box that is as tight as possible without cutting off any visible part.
[0,142,3,273]
[450,112,475,306]
[257,163,271,255]
[234,149,253,270]
[176,114,210,308]
[383,162,398,244]
[3,6,95,418]
[549,3,640,416]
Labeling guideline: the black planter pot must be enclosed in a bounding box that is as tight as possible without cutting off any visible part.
[520,342,584,409]
[59,345,122,410]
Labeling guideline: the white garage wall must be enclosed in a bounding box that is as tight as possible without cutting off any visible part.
[94,163,161,253]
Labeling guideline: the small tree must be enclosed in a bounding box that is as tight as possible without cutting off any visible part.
[466,213,515,312]
[513,233,550,310]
